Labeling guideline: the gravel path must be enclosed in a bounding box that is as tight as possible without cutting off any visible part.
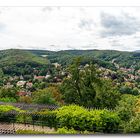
[0,122,55,133]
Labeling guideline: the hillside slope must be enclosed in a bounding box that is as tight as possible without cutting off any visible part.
[0,49,49,76]
[1,49,140,71]
[0,49,48,67]
[29,49,140,68]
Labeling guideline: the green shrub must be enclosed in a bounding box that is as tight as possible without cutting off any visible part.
[32,89,58,105]
[99,110,120,133]
[16,128,90,135]
[31,110,57,128]
[16,127,92,135]
[16,127,77,134]
[123,114,140,133]
[80,130,92,134]
[116,94,138,122]
[0,97,17,103]
[0,105,22,112]
[54,105,120,133]
[21,105,120,133]
[54,127,92,134]
[16,129,45,134]
[16,113,32,124]
[55,127,78,134]
[0,105,23,123]
[0,87,19,100]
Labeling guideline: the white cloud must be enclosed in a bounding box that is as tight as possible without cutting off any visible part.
[0,7,140,51]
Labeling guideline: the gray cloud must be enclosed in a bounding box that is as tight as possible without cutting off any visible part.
[100,12,140,37]
[78,19,95,30]
[0,7,140,51]
[110,40,124,47]
[66,45,76,50]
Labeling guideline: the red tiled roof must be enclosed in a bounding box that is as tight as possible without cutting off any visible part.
[17,92,27,96]
[35,76,45,79]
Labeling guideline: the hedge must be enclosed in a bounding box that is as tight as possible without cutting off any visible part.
[0,105,23,123]
[53,105,120,133]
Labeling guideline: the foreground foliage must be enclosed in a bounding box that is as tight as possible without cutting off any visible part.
[53,105,120,133]
[0,105,23,122]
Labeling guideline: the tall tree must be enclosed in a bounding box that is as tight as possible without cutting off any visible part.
[60,58,101,107]
[60,57,120,108]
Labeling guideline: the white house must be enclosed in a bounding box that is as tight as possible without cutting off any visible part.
[17,81,26,87]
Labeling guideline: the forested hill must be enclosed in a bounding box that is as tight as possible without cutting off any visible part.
[0,49,49,76]
[0,49,48,67]
[28,49,140,68]
[1,49,140,69]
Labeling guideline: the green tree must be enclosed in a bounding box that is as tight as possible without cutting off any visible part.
[32,88,60,105]
[60,58,101,106]
[116,94,138,122]
[0,68,4,78]
[123,114,140,133]
[120,86,139,96]
[60,58,120,108]
[0,87,19,100]
[94,79,120,109]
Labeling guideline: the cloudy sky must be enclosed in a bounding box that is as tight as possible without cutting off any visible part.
[0,7,140,51]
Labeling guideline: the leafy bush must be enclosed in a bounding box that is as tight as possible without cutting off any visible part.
[19,96,32,104]
[32,88,59,105]
[54,105,120,133]
[115,94,140,132]
[42,86,63,104]
[99,110,120,133]
[16,127,89,135]
[120,86,139,96]
[116,94,138,121]
[55,127,78,134]
[0,105,23,123]
[0,97,17,103]
[0,87,19,100]
[124,115,140,133]
[31,110,57,128]
[94,79,120,109]
[16,129,45,134]
[16,113,32,124]
[0,105,22,113]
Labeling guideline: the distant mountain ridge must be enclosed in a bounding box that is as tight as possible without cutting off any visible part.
[1,49,140,69]
[25,49,140,69]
